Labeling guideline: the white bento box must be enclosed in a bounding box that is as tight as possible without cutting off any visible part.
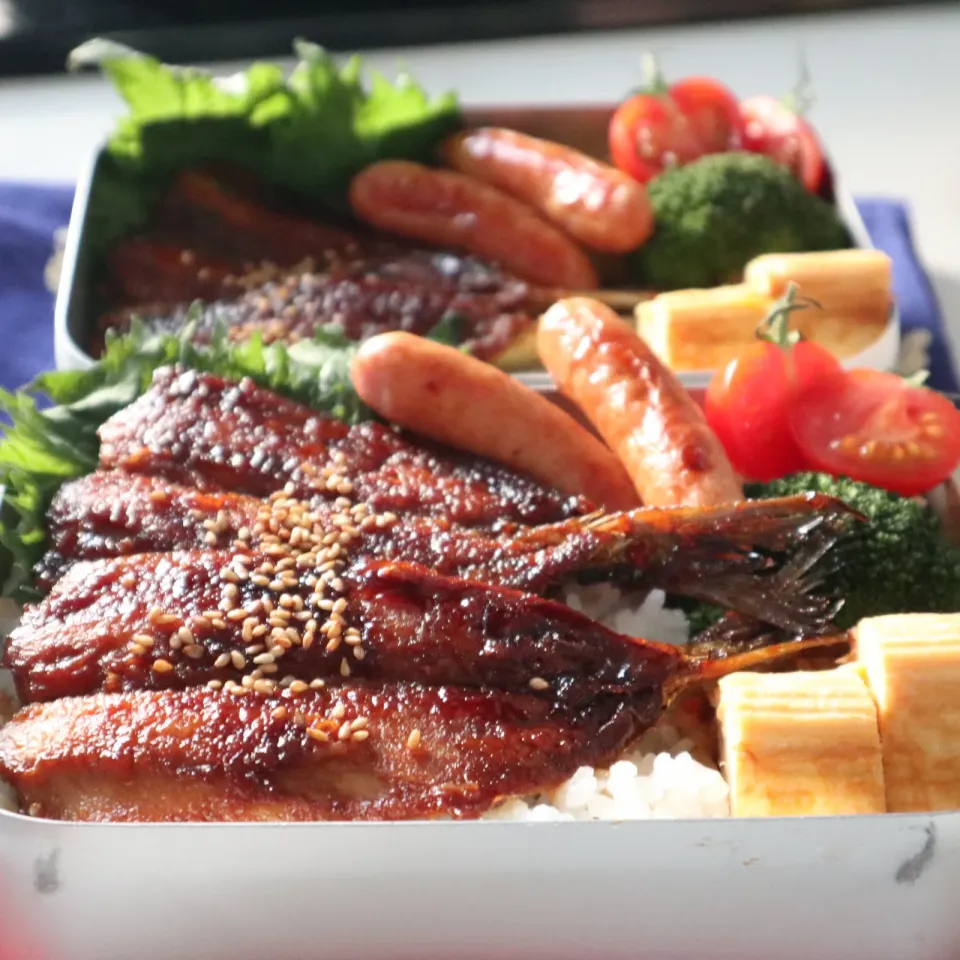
[7,105,931,960]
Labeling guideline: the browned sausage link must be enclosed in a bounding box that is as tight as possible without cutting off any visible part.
[441,127,654,255]
[351,331,639,511]
[538,297,743,508]
[348,161,598,290]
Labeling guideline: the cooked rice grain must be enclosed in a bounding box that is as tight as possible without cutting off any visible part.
[479,586,729,821]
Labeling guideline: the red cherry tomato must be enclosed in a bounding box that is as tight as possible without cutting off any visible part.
[608,93,704,184]
[668,76,743,154]
[790,369,960,497]
[739,94,826,194]
[705,339,843,482]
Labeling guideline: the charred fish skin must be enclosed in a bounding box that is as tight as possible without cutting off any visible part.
[41,468,854,630]
[38,470,603,592]
[97,366,589,528]
[13,470,855,706]
[103,260,536,363]
[37,472,263,590]
[0,683,641,823]
[5,536,682,710]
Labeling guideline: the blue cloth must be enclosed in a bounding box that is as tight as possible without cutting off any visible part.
[0,184,956,393]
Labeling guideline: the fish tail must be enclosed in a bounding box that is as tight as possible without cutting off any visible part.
[611,494,858,636]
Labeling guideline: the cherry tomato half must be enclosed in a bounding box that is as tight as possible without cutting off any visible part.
[739,94,827,195]
[790,369,960,497]
[705,339,842,482]
[608,93,704,184]
[668,76,743,154]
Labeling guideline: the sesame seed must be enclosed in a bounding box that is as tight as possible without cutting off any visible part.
[351,730,369,742]
[226,608,248,622]
[337,721,352,741]
[222,583,239,599]
[207,680,223,690]
[407,729,421,750]
[325,635,342,653]
[340,659,351,677]
[307,727,329,743]
[253,653,275,665]
[349,717,368,731]
[211,618,227,630]
[241,675,255,690]
[271,706,288,720]
[205,531,218,545]
[253,679,276,695]
[169,635,183,651]
[128,643,147,656]
[289,680,309,694]
[529,677,551,691]
[191,616,212,630]
[155,613,180,627]
[184,644,205,659]
[353,645,366,661]
[230,650,247,670]
[213,653,231,669]
[331,702,346,720]
[152,659,174,674]
[132,633,155,647]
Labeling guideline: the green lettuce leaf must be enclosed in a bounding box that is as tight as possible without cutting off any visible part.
[68,38,462,259]
[0,315,372,603]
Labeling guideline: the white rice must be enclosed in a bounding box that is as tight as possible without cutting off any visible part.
[481,586,731,822]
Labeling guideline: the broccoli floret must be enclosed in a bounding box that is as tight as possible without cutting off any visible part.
[632,152,853,290]
[673,473,960,634]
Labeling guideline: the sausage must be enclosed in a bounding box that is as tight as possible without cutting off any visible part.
[348,161,598,290]
[538,297,743,508]
[441,127,654,254]
[350,331,639,511]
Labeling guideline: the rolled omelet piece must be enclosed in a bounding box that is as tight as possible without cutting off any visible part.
[635,284,774,372]
[856,613,960,813]
[744,249,893,320]
[716,665,886,817]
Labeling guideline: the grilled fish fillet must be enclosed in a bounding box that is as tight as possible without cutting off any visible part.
[97,366,586,527]
[0,683,643,822]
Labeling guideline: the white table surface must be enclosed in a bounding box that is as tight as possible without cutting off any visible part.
[0,3,958,357]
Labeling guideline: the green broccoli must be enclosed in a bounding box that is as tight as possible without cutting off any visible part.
[632,152,853,290]
[673,473,960,634]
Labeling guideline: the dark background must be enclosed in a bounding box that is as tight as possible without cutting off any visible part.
[0,0,947,77]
